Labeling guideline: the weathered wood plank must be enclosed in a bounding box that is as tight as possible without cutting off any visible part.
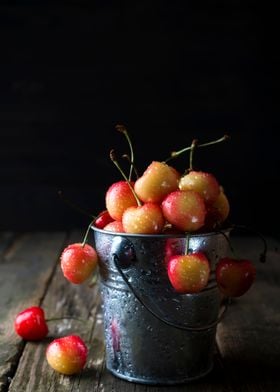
[8,230,106,392]
[96,354,231,392]
[216,236,280,391]
[6,234,280,391]
[0,232,67,392]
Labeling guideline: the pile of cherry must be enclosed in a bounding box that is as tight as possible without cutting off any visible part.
[14,128,257,376]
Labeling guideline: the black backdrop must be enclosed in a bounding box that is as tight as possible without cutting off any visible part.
[1,2,279,237]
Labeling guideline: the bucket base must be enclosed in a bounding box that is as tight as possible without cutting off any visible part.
[108,363,213,386]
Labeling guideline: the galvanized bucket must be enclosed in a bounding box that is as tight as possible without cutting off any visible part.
[92,227,231,385]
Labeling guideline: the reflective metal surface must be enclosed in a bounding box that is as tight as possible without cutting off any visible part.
[92,227,231,385]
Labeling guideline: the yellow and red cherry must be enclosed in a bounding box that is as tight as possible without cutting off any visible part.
[216,257,256,297]
[204,190,230,230]
[167,252,210,294]
[162,190,206,232]
[105,180,138,221]
[60,243,98,284]
[134,161,180,203]
[122,203,165,234]
[14,306,49,341]
[46,335,88,375]
[103,221,124,232]
[179,171,220,205]
[94,210,114,229]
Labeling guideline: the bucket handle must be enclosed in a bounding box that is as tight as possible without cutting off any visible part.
[112,252,229,332]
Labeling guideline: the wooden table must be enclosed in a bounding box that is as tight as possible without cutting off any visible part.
[0,231,279,392]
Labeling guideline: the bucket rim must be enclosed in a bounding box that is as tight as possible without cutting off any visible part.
[91,225,232,239]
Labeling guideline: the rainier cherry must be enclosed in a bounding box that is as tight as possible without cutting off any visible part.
[60,243,98,284]
[94,210,114,229]
[168,252,210,294]
[179,171,220,205]
[105,180,137,221]
[46,335,88,375]
[216,257,256,297]
[103,220,124,232]
[122,203,165,234]
[134,161,180,203]
[109,149,165,234]
[162,190,206,232]
[14,306,49,341]
[204,189,230,230]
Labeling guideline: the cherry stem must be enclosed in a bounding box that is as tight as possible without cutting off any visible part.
[231,224,267,263]
[216,229,237,257]
[82,218,96,247]
[116,124,135,181]
[58,191,94,218]
[165,134,229,163]
[110,149,142,206]
[122,154,139,179]
[189,139,198,171]
[46,316,86,323]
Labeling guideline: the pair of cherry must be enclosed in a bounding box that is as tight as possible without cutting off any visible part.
[168,253,256,296]
[14,306,87,375]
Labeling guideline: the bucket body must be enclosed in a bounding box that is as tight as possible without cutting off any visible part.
[92,227,230,385]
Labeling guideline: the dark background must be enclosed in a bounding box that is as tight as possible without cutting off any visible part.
[0,2,279,237]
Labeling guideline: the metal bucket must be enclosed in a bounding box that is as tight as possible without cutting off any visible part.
[92,227,231,385]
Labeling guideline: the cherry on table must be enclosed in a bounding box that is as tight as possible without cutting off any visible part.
[46,335,88,375]
[14,306,49,341]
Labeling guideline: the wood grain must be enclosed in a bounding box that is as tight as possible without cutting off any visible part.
[1,233,279,391]
[216,236,280,392]
[8,230,105,392]
[0,232,67,391]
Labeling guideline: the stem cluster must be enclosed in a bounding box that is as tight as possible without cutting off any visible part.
[165,134,229,168]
